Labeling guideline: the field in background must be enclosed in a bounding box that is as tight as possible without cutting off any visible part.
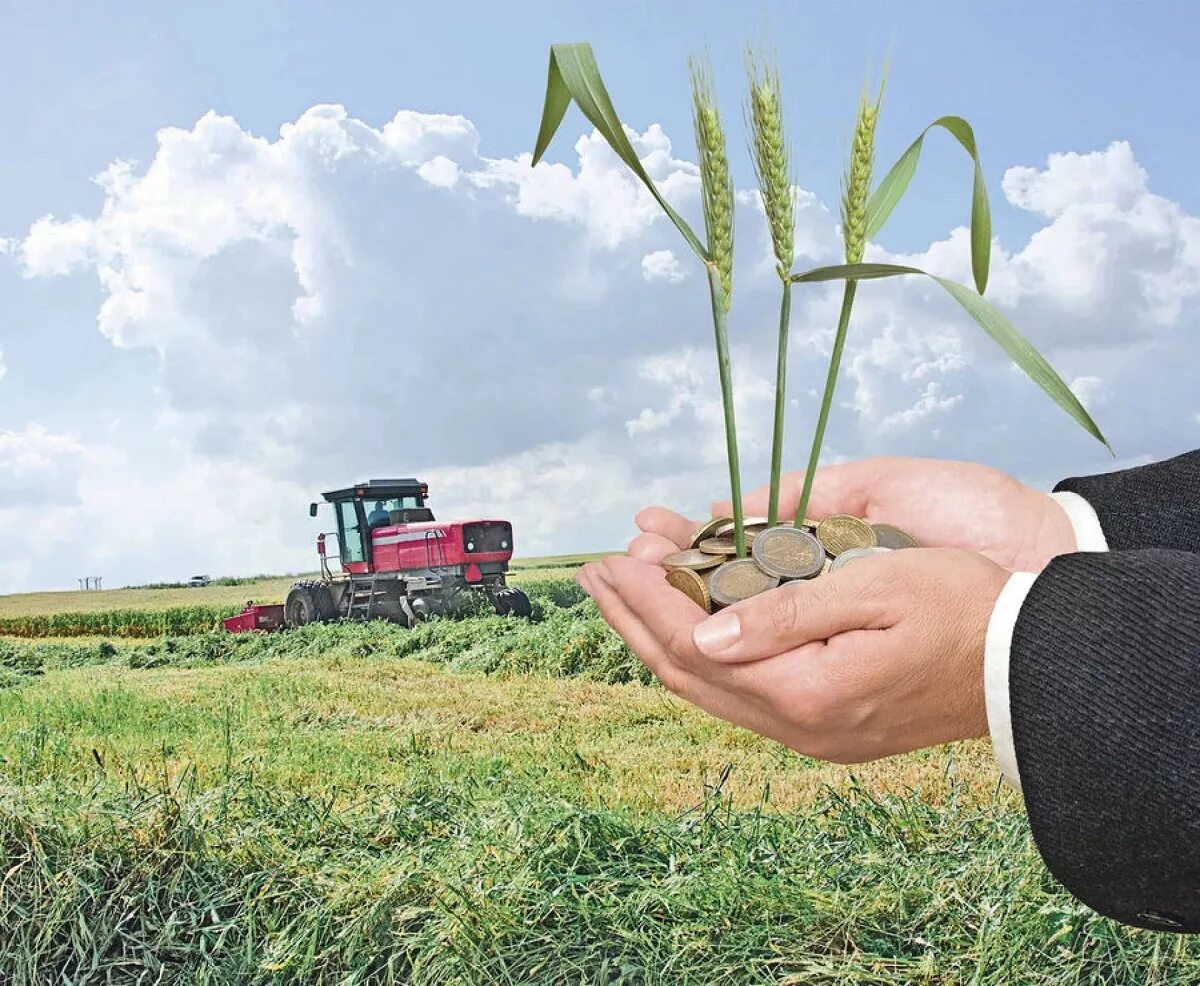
[0,553,609,620]
[1,563,1197,982]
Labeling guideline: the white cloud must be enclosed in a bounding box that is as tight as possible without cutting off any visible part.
[4,106,1199,590]
[641,248,688,283]
[1069,375,1105,406]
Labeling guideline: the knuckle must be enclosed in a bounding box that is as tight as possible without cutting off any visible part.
[765,587,805,637]
[666,626,699,663]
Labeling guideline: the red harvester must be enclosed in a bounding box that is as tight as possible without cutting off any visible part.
[267,477,531,629]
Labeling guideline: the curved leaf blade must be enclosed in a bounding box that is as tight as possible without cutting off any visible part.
[865,116,992,296]
[532,43,708,262]
[789,262,1110,450]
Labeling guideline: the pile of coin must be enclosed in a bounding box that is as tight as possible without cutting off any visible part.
[661,515,919,613]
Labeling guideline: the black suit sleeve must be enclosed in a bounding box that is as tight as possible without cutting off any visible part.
[1054,449,1200,552]
[1010,549,1200,932]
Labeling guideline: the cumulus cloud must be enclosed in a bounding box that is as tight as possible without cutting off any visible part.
[641,249,687,283]
[4,105,1199,590]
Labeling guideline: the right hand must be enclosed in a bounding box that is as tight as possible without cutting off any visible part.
[632,456,1078,573]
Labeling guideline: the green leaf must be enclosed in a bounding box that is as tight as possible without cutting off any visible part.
[532,43,709,262]
[789,262,1110,450]
[865,116,992,296]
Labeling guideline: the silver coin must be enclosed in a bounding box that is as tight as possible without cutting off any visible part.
[829,546,892,572]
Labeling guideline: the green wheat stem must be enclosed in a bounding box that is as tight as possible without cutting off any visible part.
[793,280,858,526]
[766,278,792,527]
[707,264,746,557]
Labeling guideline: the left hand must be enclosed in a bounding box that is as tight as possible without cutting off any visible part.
[577,546,1009,763]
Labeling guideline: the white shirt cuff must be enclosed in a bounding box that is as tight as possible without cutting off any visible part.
[984,491,1108,791]
[1049,490,1109,552]
[984,571,1038,792]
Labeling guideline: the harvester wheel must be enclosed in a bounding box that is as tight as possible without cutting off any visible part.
[285,580,335,628]
[493,587,532,620]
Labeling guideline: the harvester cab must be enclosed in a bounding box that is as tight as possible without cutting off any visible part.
[283,478,531,629]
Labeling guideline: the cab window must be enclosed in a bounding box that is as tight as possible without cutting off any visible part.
[338,500,366,564]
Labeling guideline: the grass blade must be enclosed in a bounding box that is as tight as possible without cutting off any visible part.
[789,262,1110,450]
[532,43,709,262]
[866,117,992,295]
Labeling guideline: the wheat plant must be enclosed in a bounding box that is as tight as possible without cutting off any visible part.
[533,44,749,554]
[746,52,797,526]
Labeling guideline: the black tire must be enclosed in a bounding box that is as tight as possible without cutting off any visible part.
[492,587,532,620]
[285,580,335,628]
[507,588,533,620]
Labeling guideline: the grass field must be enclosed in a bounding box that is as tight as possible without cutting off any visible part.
[0,567,1197,982]
[0,554,610,620]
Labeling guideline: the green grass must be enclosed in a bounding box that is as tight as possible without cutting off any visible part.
[1,573,1197,982]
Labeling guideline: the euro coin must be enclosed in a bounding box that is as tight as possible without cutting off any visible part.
[799,516,820,531]
[714,517,769,542]
[662,549,724,572]
[829,546,892,572]
[666,567,712,612]
[708,558,781,608]
[690,516,733,550]
[816,514,877,557]
[752,526,825,580]
[698,536,739,556]
[871,523,919,549]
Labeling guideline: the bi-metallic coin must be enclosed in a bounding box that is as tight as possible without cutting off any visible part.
[829,546,892,572]
[708,558,781,608]
[871,523,919,549]
[816,514,877,557]
[752,526,825,580]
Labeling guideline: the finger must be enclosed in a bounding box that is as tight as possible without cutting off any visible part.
[690,555,900,663]
[712,463,872,522]
[627,532,682,565]
[578,562,702,698]
[588,561,792,732]
[598,555,721,676]
[634,506,700,550]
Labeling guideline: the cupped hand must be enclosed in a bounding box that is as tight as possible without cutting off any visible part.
[578,547,1009,763]
[632,456,1076,573]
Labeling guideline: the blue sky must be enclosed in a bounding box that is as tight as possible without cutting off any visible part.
[1,1,1198,589]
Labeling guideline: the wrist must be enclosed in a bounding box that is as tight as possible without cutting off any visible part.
[1014,491,1079,572]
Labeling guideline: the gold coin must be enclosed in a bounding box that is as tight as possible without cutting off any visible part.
[800,516,820,531]
[666,567,712,612]
[820,557,832,575]
[816,514,877,557]
[714,517,768,541]
[708,559,781,608]
[698,536,738,556]
[690,516,733,550]
[662,549,724,572]
[871,523,919,549]
[751,526,825,579]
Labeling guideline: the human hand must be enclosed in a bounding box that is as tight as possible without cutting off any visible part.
[632,456,1076,573]
[577,546,1009,762]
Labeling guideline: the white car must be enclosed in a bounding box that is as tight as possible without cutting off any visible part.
[186,574,211,588]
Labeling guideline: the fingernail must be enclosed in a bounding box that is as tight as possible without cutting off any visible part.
[692,611,742,656]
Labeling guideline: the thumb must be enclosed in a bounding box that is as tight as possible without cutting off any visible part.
[690,558,897,662]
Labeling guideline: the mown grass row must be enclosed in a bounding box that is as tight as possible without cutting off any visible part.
[0,604,239,638]
[0,579,647,687]
[0,577,588,641]
[1,757,1195,985]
